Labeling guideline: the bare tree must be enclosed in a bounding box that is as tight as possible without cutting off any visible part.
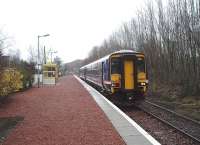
[84,0,200,96]
[28,45,37,63]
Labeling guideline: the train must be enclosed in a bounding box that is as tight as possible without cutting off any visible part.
[79,50,148,104]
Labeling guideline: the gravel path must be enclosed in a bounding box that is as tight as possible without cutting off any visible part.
[0,75,125,145]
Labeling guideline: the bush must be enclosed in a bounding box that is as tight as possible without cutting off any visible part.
[0,69,23,97]
[17,61,35,89]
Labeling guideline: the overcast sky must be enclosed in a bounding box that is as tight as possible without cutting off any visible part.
[0,0,144,63]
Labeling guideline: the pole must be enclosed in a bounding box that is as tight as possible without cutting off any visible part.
[37,36,40,88]
[44,46,46,64]
[37,34,50,88]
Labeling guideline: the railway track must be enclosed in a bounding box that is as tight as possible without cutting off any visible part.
[137,100,200,144]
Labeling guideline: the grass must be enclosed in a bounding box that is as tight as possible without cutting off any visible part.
[149,95,200,121]
[177,97,200,121]
[148,83,200,122]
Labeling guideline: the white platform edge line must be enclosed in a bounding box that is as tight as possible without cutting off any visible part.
[74,75,161,145]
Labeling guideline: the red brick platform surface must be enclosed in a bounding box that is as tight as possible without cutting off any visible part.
[0,75,125,145]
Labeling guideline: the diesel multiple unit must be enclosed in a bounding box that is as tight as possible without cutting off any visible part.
[79,50,148,103]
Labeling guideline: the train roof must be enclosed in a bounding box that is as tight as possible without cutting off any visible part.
[80,49,142,69]
[110,50,140,55]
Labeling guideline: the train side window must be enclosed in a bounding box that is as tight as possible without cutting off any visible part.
[137,57,145,73]
[111,58,120,74]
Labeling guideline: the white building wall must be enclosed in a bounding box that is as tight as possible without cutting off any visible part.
[33,74,43,85]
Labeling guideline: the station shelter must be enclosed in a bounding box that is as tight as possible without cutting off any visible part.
[42,63,58,85]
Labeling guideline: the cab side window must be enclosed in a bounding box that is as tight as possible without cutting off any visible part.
[137,57,145,73]
[111,58,121,74]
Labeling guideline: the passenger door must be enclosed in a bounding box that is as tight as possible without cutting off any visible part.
[124,59,134,90]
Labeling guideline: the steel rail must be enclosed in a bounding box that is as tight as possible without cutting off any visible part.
[145,100,200,125]
[137,101,200,143]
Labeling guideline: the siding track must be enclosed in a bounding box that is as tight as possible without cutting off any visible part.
[138,100,200,144]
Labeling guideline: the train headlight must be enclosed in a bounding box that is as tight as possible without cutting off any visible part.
[111,81,120,87]
[140,82,146,86]
[128,97,133,100]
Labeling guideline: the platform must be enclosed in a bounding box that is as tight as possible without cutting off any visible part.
[0,75,125,145]
[75,75,161,145]
[0,75,160,145]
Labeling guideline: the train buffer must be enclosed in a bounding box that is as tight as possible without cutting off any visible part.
[0,75,160,145]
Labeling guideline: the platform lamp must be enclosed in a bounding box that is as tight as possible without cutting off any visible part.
[37,34,50,88]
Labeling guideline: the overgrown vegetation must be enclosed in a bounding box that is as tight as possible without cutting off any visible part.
[0,31,35,98]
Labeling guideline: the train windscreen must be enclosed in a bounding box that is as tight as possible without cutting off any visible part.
[137,57,145,73]
[111,58,121,74]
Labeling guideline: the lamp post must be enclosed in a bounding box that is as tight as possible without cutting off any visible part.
[37,34,50,88]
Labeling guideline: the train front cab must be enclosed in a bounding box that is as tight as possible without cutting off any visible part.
[110,53,148,102]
